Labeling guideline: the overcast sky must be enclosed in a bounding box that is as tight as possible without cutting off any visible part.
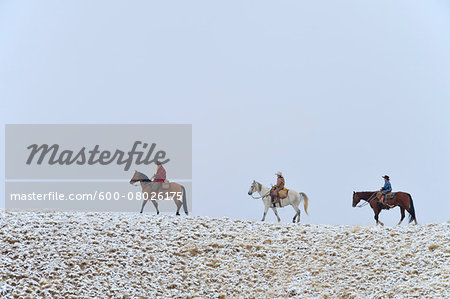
[1,1,449,225]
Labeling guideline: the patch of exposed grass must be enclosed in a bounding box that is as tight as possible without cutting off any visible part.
[428,244,440,251]
[351,226,361,233]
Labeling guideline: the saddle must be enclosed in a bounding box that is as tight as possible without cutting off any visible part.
[376,191,396,207]
[278,188,289,199]
[162,180,170,190]
[377,191,395,200]
[270,187,288,208]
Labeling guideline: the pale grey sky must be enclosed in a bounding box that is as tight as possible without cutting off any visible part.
[1,1,449,225]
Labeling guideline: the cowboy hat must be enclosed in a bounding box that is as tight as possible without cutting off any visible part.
[275,171,283,177]
[382,175,390,180]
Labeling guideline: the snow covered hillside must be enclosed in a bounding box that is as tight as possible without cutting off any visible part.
[0,211,449,298]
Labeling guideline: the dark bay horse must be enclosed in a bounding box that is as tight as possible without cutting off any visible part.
[352,191,417,226]
[130,171,188,215]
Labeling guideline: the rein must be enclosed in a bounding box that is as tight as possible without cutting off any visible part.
[251,191,270,199]
[356,201,369,208]
[356,192,397,209]
[356,193,377,208]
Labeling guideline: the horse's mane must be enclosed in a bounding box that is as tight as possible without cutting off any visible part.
[137,171,151,182]
[355,191,376,199]
[255,181,262,191]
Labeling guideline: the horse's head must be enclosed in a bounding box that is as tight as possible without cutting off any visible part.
[352,191,360,207]
[248,180,258,195]
[130,170,141,185]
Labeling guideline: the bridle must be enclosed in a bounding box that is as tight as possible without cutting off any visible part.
[249,183,271,199]
[355,193,376,208]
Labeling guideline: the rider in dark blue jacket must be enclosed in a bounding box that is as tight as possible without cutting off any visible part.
[380,175,392,204]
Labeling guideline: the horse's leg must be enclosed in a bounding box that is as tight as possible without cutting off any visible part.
[372,204,384,226]
[374,211,384,226]
[151,200,159,215]
[140,199,148,213]
[174,198,182,216]
[170,187,185,216]
[272,207,281,223]
[374,213,384,226]
[292,205,300,223]
[295,196,302,223]
[398,207,405,225]
[262,205,269,221]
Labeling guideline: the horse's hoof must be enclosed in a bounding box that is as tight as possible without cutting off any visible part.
[176,212,180,216]
[157,211,160,215]
[185,212,189,215]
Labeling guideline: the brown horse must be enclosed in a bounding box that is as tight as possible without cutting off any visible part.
[352,191,417,226]
[130,171,188,215]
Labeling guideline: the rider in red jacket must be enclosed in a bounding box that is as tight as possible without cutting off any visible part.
[152,161,166,192]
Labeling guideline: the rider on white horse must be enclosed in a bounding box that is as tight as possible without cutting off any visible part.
[248,180,309,223]
[271,171,286,207]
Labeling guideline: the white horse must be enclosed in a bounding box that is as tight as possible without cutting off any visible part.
[248,180,309,223]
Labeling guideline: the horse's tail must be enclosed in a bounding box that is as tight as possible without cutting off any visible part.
[408,193,416,223]
[181,186,188,215]
[300,192,309,216]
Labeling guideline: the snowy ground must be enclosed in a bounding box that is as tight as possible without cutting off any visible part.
[0,211,449,298]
